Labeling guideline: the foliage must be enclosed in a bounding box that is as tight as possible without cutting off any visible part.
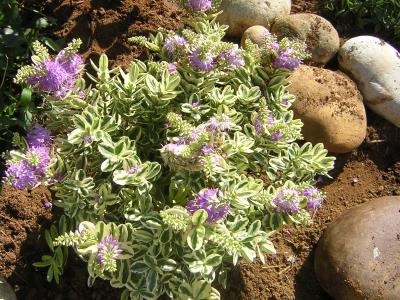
[323,0,400,44]
[7,4,335,300]
[0,0,59,147]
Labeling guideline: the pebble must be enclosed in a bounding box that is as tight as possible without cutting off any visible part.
[240,25,270,48]
[338,36,400,127]
[217,0,291,37]
[288,65,367,153]
[271,13,340,65]
[315,196,400,299]
[0,276,17,300]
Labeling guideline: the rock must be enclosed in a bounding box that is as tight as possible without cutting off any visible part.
[217,0,291,37]
[0,276,17,300]
[271,13,340,65]
[338,36,400,127]
[241,25,270,48]
[288,65,366,153]
[315,196,400,299]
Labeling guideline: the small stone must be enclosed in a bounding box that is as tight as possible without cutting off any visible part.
[0,276,17,300]
[217,0,291,37]
[338,36,400,127]
[271,13,340,65]
[241,25,270,48]
[288,65,367,153]
[315,196,400,299]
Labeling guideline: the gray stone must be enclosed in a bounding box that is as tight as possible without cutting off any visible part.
[217,0,291,37]
[339,36,400,127]
[271,13,340,65]
[0,276,17,300]
[288,65,366,153]
[315,196,400,300]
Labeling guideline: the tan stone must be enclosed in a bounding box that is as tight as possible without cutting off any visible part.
[315,196,400,300]
[217,0,291,37]
[271,13,340,65]
[288,65,366,153]
[241,25,270,49]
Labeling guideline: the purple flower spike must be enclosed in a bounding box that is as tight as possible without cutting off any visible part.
[5,160,39,190]
[188,0,212,11]
[96,236,122,270]
[26,146,51,175]
[273,188,300,214]
[167,63,177,74]
[271,131,284,142]
[186,188,229,222]
[302,187,323,210]
[272,48,301,71]
[219,48,245,68]
[253,118,265,136]
[164,35,187,55]
[27,50,83,99]
[201,145,215,154]
[189,49,214,72]
[26,124,52,148]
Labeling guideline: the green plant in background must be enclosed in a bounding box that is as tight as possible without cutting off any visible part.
[0,0,60,149]
[323,0,400,44]
[5,1,335,299]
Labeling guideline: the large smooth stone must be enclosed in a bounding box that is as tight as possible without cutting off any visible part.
[315,196,400,299]
[0,276,17,300]
[217,0,291,37]
[288,65,366,153]
[241,25,270,48]
[338,36,400,127]
[271,13,340,65]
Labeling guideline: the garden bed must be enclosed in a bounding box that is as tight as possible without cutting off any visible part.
[1,0,399,299]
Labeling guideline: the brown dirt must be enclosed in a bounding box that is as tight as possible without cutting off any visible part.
[44,0,186,69]
[1,1,400,299]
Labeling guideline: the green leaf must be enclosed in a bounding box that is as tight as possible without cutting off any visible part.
[191,209,208,226]
[187,225,205,251]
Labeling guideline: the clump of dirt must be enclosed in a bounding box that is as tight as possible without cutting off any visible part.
[44,0,186,68]
[0,186,54,278]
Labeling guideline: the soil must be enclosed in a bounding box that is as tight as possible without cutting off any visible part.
[1,0,400,299]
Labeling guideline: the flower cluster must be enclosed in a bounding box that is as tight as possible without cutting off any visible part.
[4,125,52,189]
[186,188,230,222]
[187,0,212,11]
[96,236,122,273]
[302,187,324,210]
[15,39,83,99]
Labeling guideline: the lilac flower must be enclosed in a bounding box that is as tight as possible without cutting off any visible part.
[96,236,122,271]
[206,115,233,132]
[281,98,289,106]
[186,188,229,222]
[164,35,187,55]
[219,48,245,68]
[271,131,284,142]
[167,63,177,74]
[201,145,215,154]
[82,135,92,145]
[273,188,301,214]
[188,0,212,11]
[302,187,323,210]
[26,146,51,175]
[55,50,83,75]
[191,102,201,108]
[189,49,214,72]
[26,124,52,147]
[5,160,39,189]
[272,48,301,71]
[253,118,265,136]
[44,201,52,209]
[27,51,83,99]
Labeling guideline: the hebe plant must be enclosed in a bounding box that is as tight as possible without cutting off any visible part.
[7,2,335,299]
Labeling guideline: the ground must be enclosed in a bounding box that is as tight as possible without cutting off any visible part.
[1,0,399,299]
